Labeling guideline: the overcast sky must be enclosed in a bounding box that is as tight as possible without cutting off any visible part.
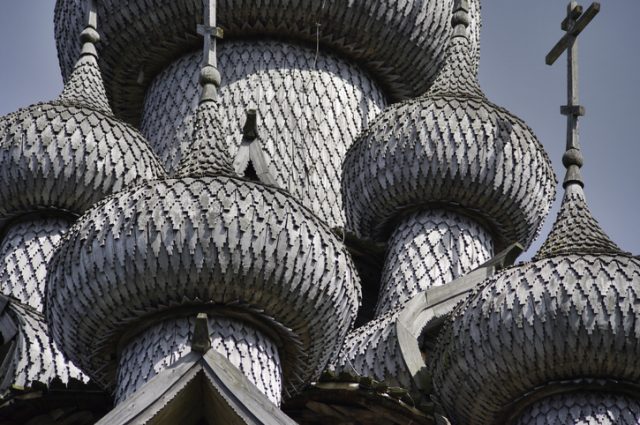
[0,1,638,261]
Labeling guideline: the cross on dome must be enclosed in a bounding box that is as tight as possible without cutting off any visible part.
[546,1,600,188]
[534,1,626,260]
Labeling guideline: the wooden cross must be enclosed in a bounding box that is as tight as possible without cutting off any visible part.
[546,2,600,159]
[197,0,224,68]
[85,0,98,28]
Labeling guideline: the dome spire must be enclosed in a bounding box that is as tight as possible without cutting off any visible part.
[534,1,625,260]
[176,0,235,177]
[57,0,113,115]
[427,0,484,99]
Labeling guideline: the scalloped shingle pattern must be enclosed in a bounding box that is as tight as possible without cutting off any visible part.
[342,13,556,248]
[0,103,165,219]
[53,0,481,122]
[58,55,113,116]
[375,209,493,317]
[534,185,625,260]
[427,35,485,99]
[515,392,640,425]
[140,41,386,226]
[0,219,69,312]
[430,254,640,425]
[116,316,282,405]
[0,301,86,391]
[342,94,557,248]
[46,176,361,394]
[176,100,235,177]
[331,307,413,390]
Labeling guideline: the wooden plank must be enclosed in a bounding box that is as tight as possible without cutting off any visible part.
[546,2,600,65]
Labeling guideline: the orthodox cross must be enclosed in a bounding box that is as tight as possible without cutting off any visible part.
[197,0,224,68]
[546,1,600,187]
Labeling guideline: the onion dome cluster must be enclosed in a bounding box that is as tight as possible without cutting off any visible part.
[342,2,556,251]
[53,1,482,231]
[430,144,640,423]
[46,176,361,397]
[137,41,387,228]
[53,0,481,122]
[0,1,163,397]
[0,15,164,223]
[46,20,361,405]
[334,0,556,391]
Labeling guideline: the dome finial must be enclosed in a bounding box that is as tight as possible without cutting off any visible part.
[79,0,99,58]
[57,0,113,115]
[176,0,235,177]
[545,2,600,188]
[427,0,484,98]
[534,2,625,260]
[451,0,471,37]
[196,0,224,103]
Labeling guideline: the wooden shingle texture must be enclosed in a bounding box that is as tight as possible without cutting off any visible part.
[342,9,556,249]
[116,316,282,405]
[53,0,481,123]
[0,300,86,391]
[515,392,640,425]
[375,209,493,317]
[0,28,165,221]
[0,219,69,312]
[140,41,386,227]
[46,176,361,396]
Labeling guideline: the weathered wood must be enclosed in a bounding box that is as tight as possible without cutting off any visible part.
[116,315,283,405]
[47,176,360,394]
[0,39,165,221]
[342,4,556,250]
[53,0,483,124]
[431,252,640,424]
[545,2,600,65]
[546,1,600,189]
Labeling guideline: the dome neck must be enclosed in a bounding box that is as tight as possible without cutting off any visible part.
[57,0,113,116]
[176,0,235,177]
[427,0,484,99]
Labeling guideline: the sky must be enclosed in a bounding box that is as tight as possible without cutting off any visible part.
[0,1,638,261]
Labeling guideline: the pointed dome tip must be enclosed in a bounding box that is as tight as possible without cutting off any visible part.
[57,0,112,115]
[533,179,627,261]
[427,0,484,99]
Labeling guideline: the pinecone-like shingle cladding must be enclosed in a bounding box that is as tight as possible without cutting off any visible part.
[0,103,165,219]
[0,300,86,390]
[46,176,361,393]
[515,392,640,425]
[53,0,481,121]
[343,94,557,249]
[332,307,414,390]
[534,184,626,259]
[430,254,640,425]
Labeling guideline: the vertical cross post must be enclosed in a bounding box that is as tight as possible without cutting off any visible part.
[196,0,224,102]
[546,1,600,187]
[85,0,98,29]
[80,0,100,57]
[197,0,223,68]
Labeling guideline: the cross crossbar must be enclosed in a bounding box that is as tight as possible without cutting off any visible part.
[197,0,223,68]
[546,2,600,65]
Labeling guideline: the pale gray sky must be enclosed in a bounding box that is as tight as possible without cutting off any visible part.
[0,1,638,260]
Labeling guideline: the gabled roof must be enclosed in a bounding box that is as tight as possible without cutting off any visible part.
[97,350,297,425]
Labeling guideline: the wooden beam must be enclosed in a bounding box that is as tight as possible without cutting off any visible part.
[546,2,600,65]
[561,4,583,30]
